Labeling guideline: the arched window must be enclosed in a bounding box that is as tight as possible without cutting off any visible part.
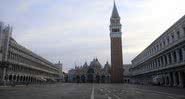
[112,28,120,32]
[173,51,177,62]
[177,31,180,39]
[178,49,183,61]
[163,40,166,46]
[171,34,174,42]
[166,36,170,44]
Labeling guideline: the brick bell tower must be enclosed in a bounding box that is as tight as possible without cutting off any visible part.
[110,1,123,83]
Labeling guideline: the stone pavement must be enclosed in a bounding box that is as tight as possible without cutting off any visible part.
[0,83,185,99]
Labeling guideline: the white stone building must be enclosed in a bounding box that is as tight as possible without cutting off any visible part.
[129,15,185,87]
[0,22,60,85]
[55,61,64,81]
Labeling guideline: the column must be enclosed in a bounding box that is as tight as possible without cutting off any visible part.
[17,76,20,83]
[158,58,161,67]
[172,72,177,86]
[164,74,168,86]
[15,76,18,83]
[176,49,180,63]
[2,68,7,85]
[166,54,170,65]
[178,71,184,87]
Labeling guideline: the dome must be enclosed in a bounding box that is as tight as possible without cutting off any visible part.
[90,58,102,68]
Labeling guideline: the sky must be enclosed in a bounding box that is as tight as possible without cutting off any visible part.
[1,0,185,72]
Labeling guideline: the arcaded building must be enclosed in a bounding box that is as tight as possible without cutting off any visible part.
[129,15,185,87]
[0,22,60,85]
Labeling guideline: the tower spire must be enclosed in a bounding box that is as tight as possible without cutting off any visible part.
[111,0,120,18]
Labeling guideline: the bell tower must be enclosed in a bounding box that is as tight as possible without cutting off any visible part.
[110,1,123,83]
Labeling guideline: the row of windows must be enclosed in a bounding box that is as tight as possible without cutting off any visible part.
[8,64,56,78]
[8,51,58,74]
[9,45,58,73]
[130,47,185,75]
[133,26,185,65]
[9,44,56,70]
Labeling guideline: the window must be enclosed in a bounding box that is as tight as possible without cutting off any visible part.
[164,55,167,65]
[173,51,177,62]
[163,40,166,46]
[112,28,120,32]
[159,43,162,48]
[178,49,183,61]
[161,57,164,66]
[177,31,180,39]
[156,45,159,50]
[171,34,174,42]
[183,27,185,36]
[167,37,170,44]
[168,53,172,64]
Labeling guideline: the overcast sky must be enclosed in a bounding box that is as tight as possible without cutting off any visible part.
[1,0,185,72]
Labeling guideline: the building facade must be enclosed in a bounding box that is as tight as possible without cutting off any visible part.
[55,61,64,82]
[0,22,60,85]
[68,58,111,83]
[110,1,124,83]
[123,64,132,83]
[129,15,185,87]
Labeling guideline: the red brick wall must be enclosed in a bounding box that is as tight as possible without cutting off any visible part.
[111,37,123,83]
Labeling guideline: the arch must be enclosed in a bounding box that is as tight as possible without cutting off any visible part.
[20,76,23,82]
[101,75,106,83]
[87,68,95,74]
[5,75,8,81]
[161,76,165,85]
[17,75,20,82]
[30,77,33,82]
[175,72,179,85]
[166,76,169,85]
[182,71,185,87]
[81,75,86,83]
[96,75,100,83]
[13,75,16,81]
[106,75,110,83]
[87,74,94,83]
[87,68,95,83]
[23,76,26,82]
[76,75,80,83]
[28,76,31,82]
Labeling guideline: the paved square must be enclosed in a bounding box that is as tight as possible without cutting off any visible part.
[0,84,185,99]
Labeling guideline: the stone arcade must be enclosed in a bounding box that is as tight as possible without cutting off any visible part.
[0,22,60,85]
[129,15,185,87]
